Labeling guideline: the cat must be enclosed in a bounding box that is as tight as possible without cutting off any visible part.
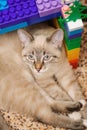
[0,23,86,129]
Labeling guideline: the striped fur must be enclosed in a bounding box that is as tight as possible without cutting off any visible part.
[0,23,86,129]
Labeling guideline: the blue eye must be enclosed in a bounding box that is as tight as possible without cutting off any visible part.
[44,55,51,61]
[28,54,34,60]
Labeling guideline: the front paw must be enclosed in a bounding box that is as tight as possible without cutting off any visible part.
[71,120,85,130]
[66,102,82,112]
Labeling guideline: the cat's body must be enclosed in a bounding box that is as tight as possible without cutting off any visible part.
[0,23,86,129]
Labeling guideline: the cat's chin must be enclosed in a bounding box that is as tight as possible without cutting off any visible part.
[34,68,48,75]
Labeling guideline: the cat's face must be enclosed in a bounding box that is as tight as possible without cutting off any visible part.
[17,28,64,77]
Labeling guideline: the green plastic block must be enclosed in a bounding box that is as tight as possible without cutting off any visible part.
[65,35,81,50]
[58,17,82,50]
[65,1,87,22]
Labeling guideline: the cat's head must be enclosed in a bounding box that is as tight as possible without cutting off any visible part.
[17,28,64,77]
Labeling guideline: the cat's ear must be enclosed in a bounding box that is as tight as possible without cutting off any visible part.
[48,29,64,48]
[17,29,34,48]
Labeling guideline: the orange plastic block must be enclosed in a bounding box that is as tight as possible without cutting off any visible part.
[66,48,80,61]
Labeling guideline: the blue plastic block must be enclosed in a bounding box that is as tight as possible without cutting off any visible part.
[0,0,8,10]
[27,12,61,26]
[65,25,83,36]
[0,22,28,34]
[0,12,61,34]
[0,0,39,28]
[0,0,62,34]
[68,33,82,39]
[36,0,62,17]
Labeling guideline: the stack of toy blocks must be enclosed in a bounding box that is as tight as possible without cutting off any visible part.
[0,0,63,34]
[61,3,84,68]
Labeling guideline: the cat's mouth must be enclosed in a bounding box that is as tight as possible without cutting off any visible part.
[34,67,48,74]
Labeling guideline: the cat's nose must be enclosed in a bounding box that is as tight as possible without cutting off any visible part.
[36,68,41,72]
[35,62,42,72]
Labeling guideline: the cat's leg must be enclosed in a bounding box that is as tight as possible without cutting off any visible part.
[55,61,86,105]
[50,100,83,113]
[36,106,85,130]
[34,81,83,113]
[28,88,85,129]
[34,82,83,113]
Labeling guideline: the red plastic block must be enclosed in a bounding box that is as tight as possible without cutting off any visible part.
[69,59,79,68]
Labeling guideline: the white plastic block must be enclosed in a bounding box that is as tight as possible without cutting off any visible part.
[67,19,84,31]
[61,5,84,32]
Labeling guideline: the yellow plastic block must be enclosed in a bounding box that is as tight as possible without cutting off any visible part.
[66,48,80,61]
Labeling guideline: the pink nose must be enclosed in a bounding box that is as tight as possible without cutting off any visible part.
[36,68,41,72]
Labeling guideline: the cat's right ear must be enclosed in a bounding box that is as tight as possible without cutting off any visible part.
[17,29,34,48]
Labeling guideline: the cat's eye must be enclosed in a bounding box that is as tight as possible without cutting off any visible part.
[44,55,51,61]
[28,54,34,60]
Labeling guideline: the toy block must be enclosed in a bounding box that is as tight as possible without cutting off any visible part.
[61,5,84,32]
[0,0,62,34]
[0,22,28,34]
[0,12,61,34]
[28,12,61,27]
[65,25,83,39]
[66,27,83,37]
[66,48,80,61]
[65,36,81,50]
[69,59,79,68]
[61,5,70,18]
[0,0,8,10]
[0,0,39,28]
[68,33,82,39]
[36,0,62,17]
[66,19,83,32]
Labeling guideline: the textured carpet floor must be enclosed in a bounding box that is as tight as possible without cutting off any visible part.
[0,1,87,130]
[0,23,87,130]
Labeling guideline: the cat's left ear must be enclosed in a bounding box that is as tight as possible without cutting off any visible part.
[48,29,64,48]
[17,29,34,48]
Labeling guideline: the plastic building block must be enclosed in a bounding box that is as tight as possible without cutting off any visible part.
[65,1,87,22]
[58,18,82,49]
[0,22,28,34]
[68,33,82,39]
[36,0,62,17]
[66,19,83,31]
[0,12,61,34]
[66,47,80,61]
[69,59,79,68]
[66,27,83,36]
[0,0,8,10]
[27,11,61,27]
[65,34,81,50]
[0,0,62,34]
[61,5,70,18]
[0,0,40,28]
[61,5,84,32]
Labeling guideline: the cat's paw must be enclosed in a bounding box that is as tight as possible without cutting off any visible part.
[71,120,85,130]
[79,99,87,110]
[66,102,82,112]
